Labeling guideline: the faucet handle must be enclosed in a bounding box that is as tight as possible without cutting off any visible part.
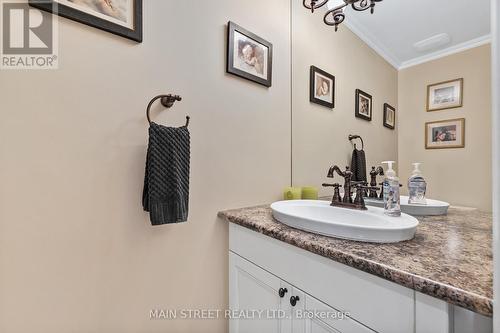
[358,185,380,191]
[378,182,403,187]
[322,183,341,188]
[323,183,342,203]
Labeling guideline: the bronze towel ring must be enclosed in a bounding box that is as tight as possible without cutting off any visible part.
[348,134,364,150]
[146,94,190,127]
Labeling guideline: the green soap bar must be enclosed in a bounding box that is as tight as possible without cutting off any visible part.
[302,186,318,200]
[283,187,302,200]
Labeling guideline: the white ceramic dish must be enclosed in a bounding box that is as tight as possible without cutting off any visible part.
[364,195,450,216]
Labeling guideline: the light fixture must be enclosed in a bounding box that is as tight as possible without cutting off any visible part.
[303,0,383,31]
[413,33,452,53]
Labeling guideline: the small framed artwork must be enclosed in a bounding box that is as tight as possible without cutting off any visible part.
[425,118,465,149]
[383,103,396,129]
[355,89,372,121]
[310,66,335,108]
[227,21,273,87]
[427,78,463,112]
[29,0,143,42]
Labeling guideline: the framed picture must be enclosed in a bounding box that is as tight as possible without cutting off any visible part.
[226,21,273,87]
[383,103,396,129]
[355,89,372,121]
[425,118,465,149]
[310,66,335,108]
[427,78,463,112]
[29,0,143,43]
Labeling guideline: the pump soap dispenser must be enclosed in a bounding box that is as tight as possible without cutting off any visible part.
[381,161,401,217]
[408,163,427,205]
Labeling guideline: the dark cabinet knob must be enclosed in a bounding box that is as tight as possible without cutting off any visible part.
[278,288,288,298]
[290,296,300,307]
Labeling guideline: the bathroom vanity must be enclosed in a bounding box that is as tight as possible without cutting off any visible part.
[219,206,492,333]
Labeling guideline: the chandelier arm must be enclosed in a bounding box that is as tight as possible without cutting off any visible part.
[323,8,346,31]
[305,0,382,31]
[351,0,371,11]
[303,0,329,13]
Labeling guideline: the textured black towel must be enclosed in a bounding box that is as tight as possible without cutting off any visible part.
[142,122,190,225]
[351,148,367,182]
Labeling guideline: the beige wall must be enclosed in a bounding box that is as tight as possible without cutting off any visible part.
[398,45,492,211]
[0,1,291,332]
[291,3,398,194]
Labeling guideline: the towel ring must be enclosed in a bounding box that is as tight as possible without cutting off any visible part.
[348,134,364,150]
[146,94,190,127]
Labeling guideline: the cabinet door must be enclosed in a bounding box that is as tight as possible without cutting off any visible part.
[229,252,291,333]
[290,288,375,333]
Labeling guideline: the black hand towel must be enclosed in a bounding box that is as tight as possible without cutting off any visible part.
[142,122,190,225]
[351,148,367,182]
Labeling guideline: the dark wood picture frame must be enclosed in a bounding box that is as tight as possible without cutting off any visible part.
[355,89,372,121]
[226,21,273,87]
[383,103,396,129]
[29,0,143,43]
[309,66,335,108]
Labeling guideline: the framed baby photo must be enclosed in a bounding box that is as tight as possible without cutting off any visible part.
[29,0,143,42]
[425,118,465,149]
[355,89,372,121]
[310,66,335,108]
[427,78,463,112]
[227,21,273,87]
[383,103,396,129]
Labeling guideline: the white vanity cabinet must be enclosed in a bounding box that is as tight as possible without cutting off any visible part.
[229,252,290,333]
[230,253,374,333]
[229,223,492,333]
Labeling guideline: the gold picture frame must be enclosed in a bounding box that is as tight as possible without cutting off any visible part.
[425,118,465,149]
[426,78,463,112]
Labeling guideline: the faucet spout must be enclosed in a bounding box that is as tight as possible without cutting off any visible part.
[327,165,345,178]
[326,166,353,203]
[324,164,376,210]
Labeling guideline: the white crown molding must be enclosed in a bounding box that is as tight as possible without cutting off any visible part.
[398,34,492,69]
[343,17,491,71]
[343,18,401,70]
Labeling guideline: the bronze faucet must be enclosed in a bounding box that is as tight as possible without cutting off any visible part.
[326,165,353,203]
[323,165,379,210]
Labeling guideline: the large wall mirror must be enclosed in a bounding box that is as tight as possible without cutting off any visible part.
[291,0,492,212]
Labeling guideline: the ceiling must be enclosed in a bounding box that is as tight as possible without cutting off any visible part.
[337,0,491,69]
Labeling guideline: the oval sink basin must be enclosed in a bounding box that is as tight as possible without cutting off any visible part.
[271,200,419,243]
[364,196,450,216]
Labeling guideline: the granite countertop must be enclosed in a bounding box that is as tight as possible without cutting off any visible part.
[218,204,493,317]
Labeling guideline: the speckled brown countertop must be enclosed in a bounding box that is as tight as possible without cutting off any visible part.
[218,204,493,317]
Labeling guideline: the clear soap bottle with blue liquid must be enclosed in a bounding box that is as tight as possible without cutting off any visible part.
[381,161,401,217]
[408,163,427,205]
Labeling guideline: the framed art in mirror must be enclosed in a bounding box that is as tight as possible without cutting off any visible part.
[425,118,465,149]
[427,78,463,112]
[355,89,372,121]
[310,66,335,108]
[383,103,396,129]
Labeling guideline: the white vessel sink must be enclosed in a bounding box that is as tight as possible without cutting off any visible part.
[364,196,450,216]
[271,200,419,243]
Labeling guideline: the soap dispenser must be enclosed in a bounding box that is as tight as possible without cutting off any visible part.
[408,163,427,205]
[381,161,401,217]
